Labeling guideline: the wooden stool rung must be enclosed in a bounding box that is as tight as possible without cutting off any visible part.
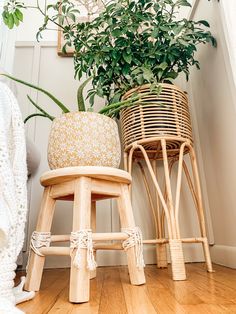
[39,247,70,256]
[94,243,123,250]
[50,232,129,243]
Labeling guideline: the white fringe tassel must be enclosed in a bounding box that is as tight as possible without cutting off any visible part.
[122,226,145,269]
[30,231,51,256]
[70,229,97,271]
[26,231,51,272]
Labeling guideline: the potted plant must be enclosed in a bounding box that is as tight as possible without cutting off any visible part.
[68,0,216,150]
[2,0,216,160]
[1,73,123,169]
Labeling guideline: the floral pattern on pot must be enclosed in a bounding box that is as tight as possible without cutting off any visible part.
[48,112,121,169]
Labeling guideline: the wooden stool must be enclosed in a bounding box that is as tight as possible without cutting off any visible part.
[24,166,146,303]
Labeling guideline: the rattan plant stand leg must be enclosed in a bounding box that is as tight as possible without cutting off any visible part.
[124,137,213,281]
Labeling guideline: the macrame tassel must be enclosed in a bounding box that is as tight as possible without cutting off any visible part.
[70,229,97,271]
[30,231,51,256]
[26,231,51,272]
[122,226,145,269]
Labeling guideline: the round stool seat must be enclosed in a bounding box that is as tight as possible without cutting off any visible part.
[40,166,132,187]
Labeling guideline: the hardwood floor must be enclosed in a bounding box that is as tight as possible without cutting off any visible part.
[16,263,236,313]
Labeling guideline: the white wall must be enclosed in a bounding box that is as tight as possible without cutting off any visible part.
[16,0,58,42]
[11,0,227,269]
[182,0,236,268]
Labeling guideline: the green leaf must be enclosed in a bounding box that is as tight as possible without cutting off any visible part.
[136,74,144,85]
[122,64,130,75]
[8,13,14,29]
[158,62,168,71]
[111,29,122,36]
[123,53,132,64]
[178,39,189,46]
[143,68,153,81]
[68,13,76,22]
[151,28,159,38]
[157,70,164,80]
[89,93,95,106]
[13,13,20,27]
[27,95,55,121]
[24,113,51,123]
[166,71,178,79]
[177,0,192,7]
[77,77,92,111]
[15,9,23,22]
[197,20,210,27]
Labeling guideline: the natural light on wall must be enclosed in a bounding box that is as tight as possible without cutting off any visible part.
[220,0,236,86]
[0,1,3,14]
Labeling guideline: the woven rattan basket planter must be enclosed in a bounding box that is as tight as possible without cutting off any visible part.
[48,112,121,169]
[120,83,193,157]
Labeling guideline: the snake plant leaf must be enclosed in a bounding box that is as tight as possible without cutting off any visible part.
[1,74,70,113]
[24,113,50,123]
[27,95,55,121]
[77,77,92,111]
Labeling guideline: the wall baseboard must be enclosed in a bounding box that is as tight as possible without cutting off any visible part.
[210,245,236,269]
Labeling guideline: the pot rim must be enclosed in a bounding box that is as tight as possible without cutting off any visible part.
[54,111,117,125]
[122,83,187,100]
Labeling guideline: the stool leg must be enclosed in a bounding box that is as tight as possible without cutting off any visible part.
[117,184,146,286]
[90,201,96,280]
[24,187,56,291]
[69,177,92,303]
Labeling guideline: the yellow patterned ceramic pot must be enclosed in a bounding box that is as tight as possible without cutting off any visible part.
[47,112,121,169]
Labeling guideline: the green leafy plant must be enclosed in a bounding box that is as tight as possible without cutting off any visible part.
[2,0,216,119]
[72,0,216,110]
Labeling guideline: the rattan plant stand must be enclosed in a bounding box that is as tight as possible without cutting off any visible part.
[121,84,213,281]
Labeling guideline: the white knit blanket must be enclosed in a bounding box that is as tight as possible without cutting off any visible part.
[0,82,29,313]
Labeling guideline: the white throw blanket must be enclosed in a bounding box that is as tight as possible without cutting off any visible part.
[0,82,34,313]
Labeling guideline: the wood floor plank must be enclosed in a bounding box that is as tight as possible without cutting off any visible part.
[48,268,104,314]
[185,264,236,306]
[119,267,157,314]
[145,267,187,314]
[190,263,236,291]
[98,267,128,314]
[17,269,69,313]
[147,265,205,306]
[16,264,236,314]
